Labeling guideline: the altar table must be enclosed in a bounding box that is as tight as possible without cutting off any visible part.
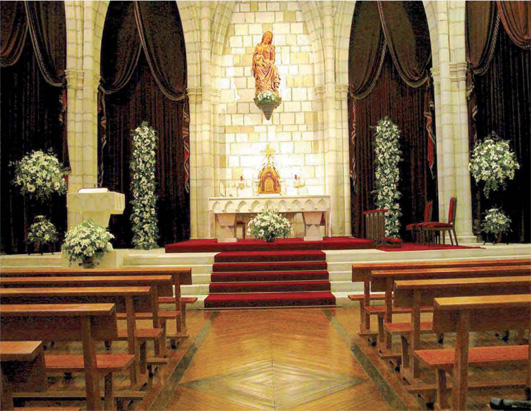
[208,195,331,242]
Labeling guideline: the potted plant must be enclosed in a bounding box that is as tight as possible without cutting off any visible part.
[248,209,291,242]
[254,91,282,120]
[62,219,114,268]
[469,132,520,198]
[482,208,511,244]
[27,215,58,254]
[12,149,67,201]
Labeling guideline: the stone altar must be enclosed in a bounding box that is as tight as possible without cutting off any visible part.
[208,194,331,242]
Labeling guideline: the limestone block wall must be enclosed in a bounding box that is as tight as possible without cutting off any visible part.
[217,1,324,199]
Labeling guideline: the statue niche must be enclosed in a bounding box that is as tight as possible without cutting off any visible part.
[258,144,281,194]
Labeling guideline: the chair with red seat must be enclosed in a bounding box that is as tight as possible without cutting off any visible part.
[406,200,433,243]
[423,197,458,245]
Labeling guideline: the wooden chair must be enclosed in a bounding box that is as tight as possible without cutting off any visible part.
[391,276,531,381]
[414,295,531,410]
[406,201,433,243]
[363,209,387,246]
[422,197,458,245]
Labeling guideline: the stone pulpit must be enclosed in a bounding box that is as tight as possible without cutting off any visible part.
[67,188,125,228]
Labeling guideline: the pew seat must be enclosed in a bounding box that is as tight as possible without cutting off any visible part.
[117,328,163,341]
[45,354,135,373]
[415,345,529,371]
[384,321,433,336]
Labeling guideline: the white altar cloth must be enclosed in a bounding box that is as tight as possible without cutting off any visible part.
[208,194,331,242]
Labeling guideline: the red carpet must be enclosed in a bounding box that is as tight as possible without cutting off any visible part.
[378,243,482,252]
[205,250,335,309]
[165,237,374,253]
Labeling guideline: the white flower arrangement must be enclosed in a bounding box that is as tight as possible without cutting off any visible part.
[248,209,292,242]
[130,122,159,249]
[12,150,67,201]
[27,215,58,248]
[62,219,114,266]
[374,117,402,238]
[256,90,280,104]
[482,207,511,237]
[469,132,519,198]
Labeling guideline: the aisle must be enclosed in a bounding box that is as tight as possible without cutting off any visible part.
[148,308,401,410]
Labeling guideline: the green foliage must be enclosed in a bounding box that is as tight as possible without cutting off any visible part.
[482,207,511,236]
[27,215,58,246]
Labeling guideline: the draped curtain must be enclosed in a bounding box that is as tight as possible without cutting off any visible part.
[466,1,530,242]
[1,1,67,254]
[99,1,190,247]
[348,1,436,238]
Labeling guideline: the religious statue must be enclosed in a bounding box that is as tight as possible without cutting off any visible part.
[252,31,282,120]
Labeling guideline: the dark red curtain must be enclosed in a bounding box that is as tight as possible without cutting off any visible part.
[1,1,67,254]
[99,1,190,247]
[496,1,531,49]
[467,19,531,242]
[348,1,436,238]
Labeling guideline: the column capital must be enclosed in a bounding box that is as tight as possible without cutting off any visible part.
[449,61,468,82]
[335,84,349,100]
[187,87,203,103]
[314,85,325,100]
[65,69,85,90]
[430,65,440,84]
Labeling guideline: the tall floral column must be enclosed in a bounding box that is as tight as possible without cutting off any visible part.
[374,117,402,238]
[130,122,159,249]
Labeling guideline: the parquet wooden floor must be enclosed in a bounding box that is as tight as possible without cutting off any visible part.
[18,304,529,410]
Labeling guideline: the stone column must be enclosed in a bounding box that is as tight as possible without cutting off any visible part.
[188,87,202,239]
[322,2,340,235]
[336,84,352,236]
[450,61,475,242]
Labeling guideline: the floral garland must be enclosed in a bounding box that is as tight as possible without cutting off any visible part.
[482,207,511,237]
[12,150,67,201]
[28,215,58,247]
[248,209,291,242]
[130,122,159,249]
[469,132,519,198]
[374,117,402,238]
[62,219,114,266]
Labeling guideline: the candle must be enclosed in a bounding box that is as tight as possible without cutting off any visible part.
[294,174,298,180]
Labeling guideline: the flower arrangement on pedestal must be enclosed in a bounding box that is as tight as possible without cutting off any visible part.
[482,207,511,244]
[469,132,519,198]
[130,122,159,249]
[12,150,67,201]
[248,209,291,242]
[254,91,282,120]
[27,215,58,254]
[62,219,114,268]
[374,117,402,238]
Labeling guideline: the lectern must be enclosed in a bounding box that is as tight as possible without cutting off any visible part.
[67,188,125,228]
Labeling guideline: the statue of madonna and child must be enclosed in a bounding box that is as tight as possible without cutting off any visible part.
[252,31,282,120]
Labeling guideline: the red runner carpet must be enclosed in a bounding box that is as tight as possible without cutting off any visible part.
[205,250,335,308]
[165,237,374,253]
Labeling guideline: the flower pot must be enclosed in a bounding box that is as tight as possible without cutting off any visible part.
[80,256,96,269]
[254,98,281,120]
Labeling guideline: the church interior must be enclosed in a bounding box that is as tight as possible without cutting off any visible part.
[1,1,530,410]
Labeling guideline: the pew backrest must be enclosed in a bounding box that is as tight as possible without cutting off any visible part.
[394,276,531,307]
[0,303,118,341]
[352,258,531,282]
[432,294,531,334]
[371,265,531,292]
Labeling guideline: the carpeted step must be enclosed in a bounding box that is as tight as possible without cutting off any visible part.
[213,261,327,272]
[204,292,336,308]
[209,280,331,293]
[214,250,326,263]
[211,270,330,282]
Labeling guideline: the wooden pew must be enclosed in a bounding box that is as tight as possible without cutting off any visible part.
[392,276,531,380]
[0,286,161,384]
[0,303,135,411]
[1,341,47,411]
[0,275,174,351]
[371,265,531,351]
[0,267,193,341]
[351,258,531,336]
[414,295,531,410]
